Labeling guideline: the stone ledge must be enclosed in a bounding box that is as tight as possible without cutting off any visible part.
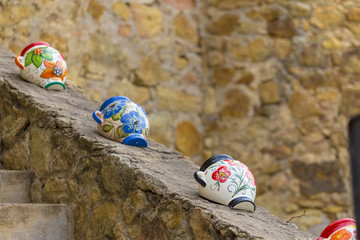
[0,47,316,240]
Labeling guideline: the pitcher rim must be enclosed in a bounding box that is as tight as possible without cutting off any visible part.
[99,96,131,112]
[199,154,233,171]
[21,41,50,56]
[320,218,356,238]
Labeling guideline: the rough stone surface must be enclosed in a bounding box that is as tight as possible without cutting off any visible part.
[157,87,202,112]
[310,6,344,29]
[0,203,68,240]
[165,0,195,10]
[207,15,238,35]
[92,202,119,238]
[288,92,322,119]
[134,56,169,87]
[268,18,297,38]
[0,47,315,240]
[291,160,345,196]
[231,38,272,62]
[131,3,163,38]
[175,121,202,156]
[0,170,31,203]
[210,0,260,9]
[341,86,360,117]
[174,14,198,43]
[220,89,251,118]
[259,81,281,104]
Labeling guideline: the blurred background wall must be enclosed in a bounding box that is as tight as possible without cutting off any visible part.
[1,0,358,234]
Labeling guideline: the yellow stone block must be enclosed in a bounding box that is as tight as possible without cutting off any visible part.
[310,6,344,29]
[211,0,260,9]
[92,202,118,237]
[131,3,163,38]
[173,14,198,43]
[274,38,292,59]
[207,14,238,35]
[174,56,188,70]
[232,38,272,62]
[347,7,360,22]
[112,2,132,21]
[88,0,104,20]
[175,121,202,157]
[259,81,281,104]
[321,37,347,49]
[288,92,322,119]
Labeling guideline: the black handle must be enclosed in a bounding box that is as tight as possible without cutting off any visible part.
[194,171,206,187]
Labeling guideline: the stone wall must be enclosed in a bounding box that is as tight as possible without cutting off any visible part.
[0,47,316,240]
[201,0,357,233]
[0,0,358,233]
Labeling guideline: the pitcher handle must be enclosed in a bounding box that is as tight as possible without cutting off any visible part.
[15,56,24,70]
[92,111,103,125]
[194,171,206,187]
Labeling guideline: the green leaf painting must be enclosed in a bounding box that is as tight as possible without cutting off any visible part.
[24,47,54,68]
[25,52,33,67]
[112,113,120,121]
[103,124,114,133]
[45,47,57,54]
[41,52,53,60]
[116,125,126,138]
[32,54,43,68]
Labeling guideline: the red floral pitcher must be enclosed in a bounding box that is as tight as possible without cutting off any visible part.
[318,218,357,240]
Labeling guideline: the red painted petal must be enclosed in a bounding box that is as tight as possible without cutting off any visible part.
[44,60,56,68]
[212,171,220,181]
[219,177,227,183]
[40,69,55,79]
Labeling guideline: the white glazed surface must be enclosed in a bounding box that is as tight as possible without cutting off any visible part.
[17,45,66,90]
[97,99,149,143]
[197,159,256,211]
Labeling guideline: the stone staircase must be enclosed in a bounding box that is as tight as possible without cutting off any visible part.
[0,170,68,240]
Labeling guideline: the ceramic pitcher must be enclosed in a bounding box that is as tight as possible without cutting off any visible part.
[194,154,256,212]
[92,96,149,147]
[15,41,67,91]
[318,218,357,240]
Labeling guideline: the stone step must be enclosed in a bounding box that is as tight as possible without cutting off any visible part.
[0,203,68,240]
[0,170,31,203]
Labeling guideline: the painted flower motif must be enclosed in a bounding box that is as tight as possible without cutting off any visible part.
[40,60,66,81]
[121,111,146,134]
[103,100,126,119]
[330,229,353,240]
[246,170,256,186]
[223,159,238,166]
[25,47,57,68]
[223,159,245,168]
[212,166,231,183]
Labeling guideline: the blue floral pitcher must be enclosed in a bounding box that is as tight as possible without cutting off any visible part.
[92,96,149,147]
